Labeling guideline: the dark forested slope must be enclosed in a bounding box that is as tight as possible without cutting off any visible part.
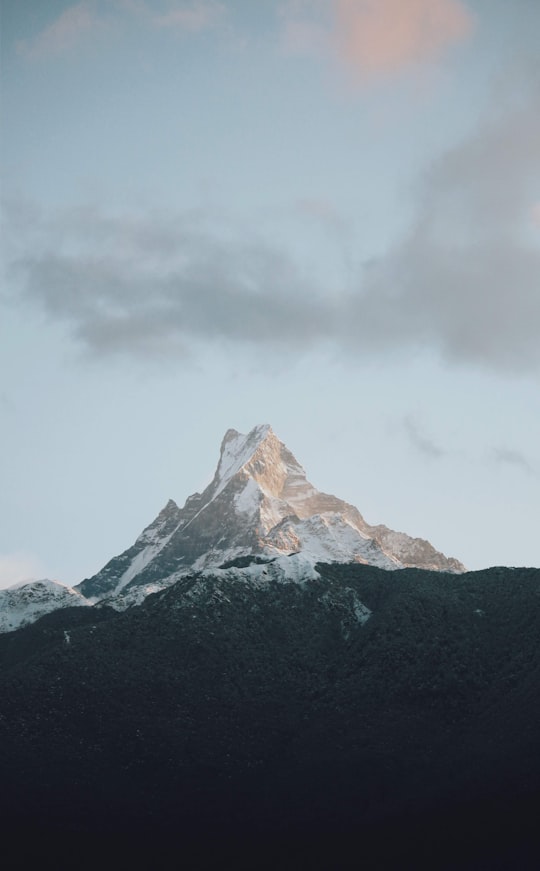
[1,562,540,869]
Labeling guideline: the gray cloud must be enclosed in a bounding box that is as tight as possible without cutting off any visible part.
[492,447,534,475]
[403,416,445,459]
[5,206,334,360]
[4,72,540,372]
[348,74,540,373]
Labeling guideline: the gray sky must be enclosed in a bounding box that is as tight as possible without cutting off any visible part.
[1,0,539,586]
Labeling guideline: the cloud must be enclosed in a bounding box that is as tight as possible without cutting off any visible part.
[403,416,445,458]
[153,1,226,31]
[4,58,540,375]
[17,1,104,60]
[333,0,473,77]
[5,206,333,360]
[492,447,534,475]
[347,76,540,373]
[16,1,228,60]
[0,553,43,590]
[5,75,540,382]
[280,0,473,79]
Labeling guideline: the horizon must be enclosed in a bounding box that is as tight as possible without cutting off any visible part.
[2,1,539,587]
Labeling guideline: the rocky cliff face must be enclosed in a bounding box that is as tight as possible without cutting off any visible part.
[77,424,464,607]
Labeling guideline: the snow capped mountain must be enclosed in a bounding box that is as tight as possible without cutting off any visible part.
[0,579,90,634]
[77,424,464,607]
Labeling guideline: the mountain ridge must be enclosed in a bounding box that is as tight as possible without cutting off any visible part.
[0,424,465,631]
[0,578,89,634]
[76,423,464,606]
[1,561,540,868]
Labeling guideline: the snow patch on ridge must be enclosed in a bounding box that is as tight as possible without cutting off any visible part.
[234,477,261,515]
[265,513,401,570]
[105,553,321,612]
[214,424,272,499]
[0,579,90,634]
[104,582,166,611]
[115,541,171,593]
[199,553,321,590]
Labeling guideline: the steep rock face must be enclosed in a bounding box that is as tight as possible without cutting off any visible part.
[77,424,464,606]
[77,498,184,602]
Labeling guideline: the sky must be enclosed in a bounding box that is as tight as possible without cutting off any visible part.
[1,0,539,587]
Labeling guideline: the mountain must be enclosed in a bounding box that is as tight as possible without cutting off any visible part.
[3,428,538,867]
[1,561,540,869]
[0,578,89,633]
[77,424,464,606]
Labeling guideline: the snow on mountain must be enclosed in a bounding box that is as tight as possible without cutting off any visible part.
[0,579,90,634]
[186,553,322,602]
[161,553,372,638]
[265,514,400,569]
[77,424,465,608]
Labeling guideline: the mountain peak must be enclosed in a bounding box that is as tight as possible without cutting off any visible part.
[212,424,308,506]
[76,423,465,606]
[207,425,299,509]
[222,423,273,446]
[214,424,275,490]
[0,578,90,633]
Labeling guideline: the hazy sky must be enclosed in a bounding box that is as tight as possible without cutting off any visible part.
[1,0,539,587]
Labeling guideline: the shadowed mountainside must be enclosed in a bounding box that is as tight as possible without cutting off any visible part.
[1,560,540,868]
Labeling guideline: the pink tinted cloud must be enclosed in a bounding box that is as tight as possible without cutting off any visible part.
[281,0,474,79]
[334,0,474,76]
[17,1,103,60]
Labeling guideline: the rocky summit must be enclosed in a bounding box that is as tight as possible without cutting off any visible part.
[1,426,540,870]
[76,424,464,607]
